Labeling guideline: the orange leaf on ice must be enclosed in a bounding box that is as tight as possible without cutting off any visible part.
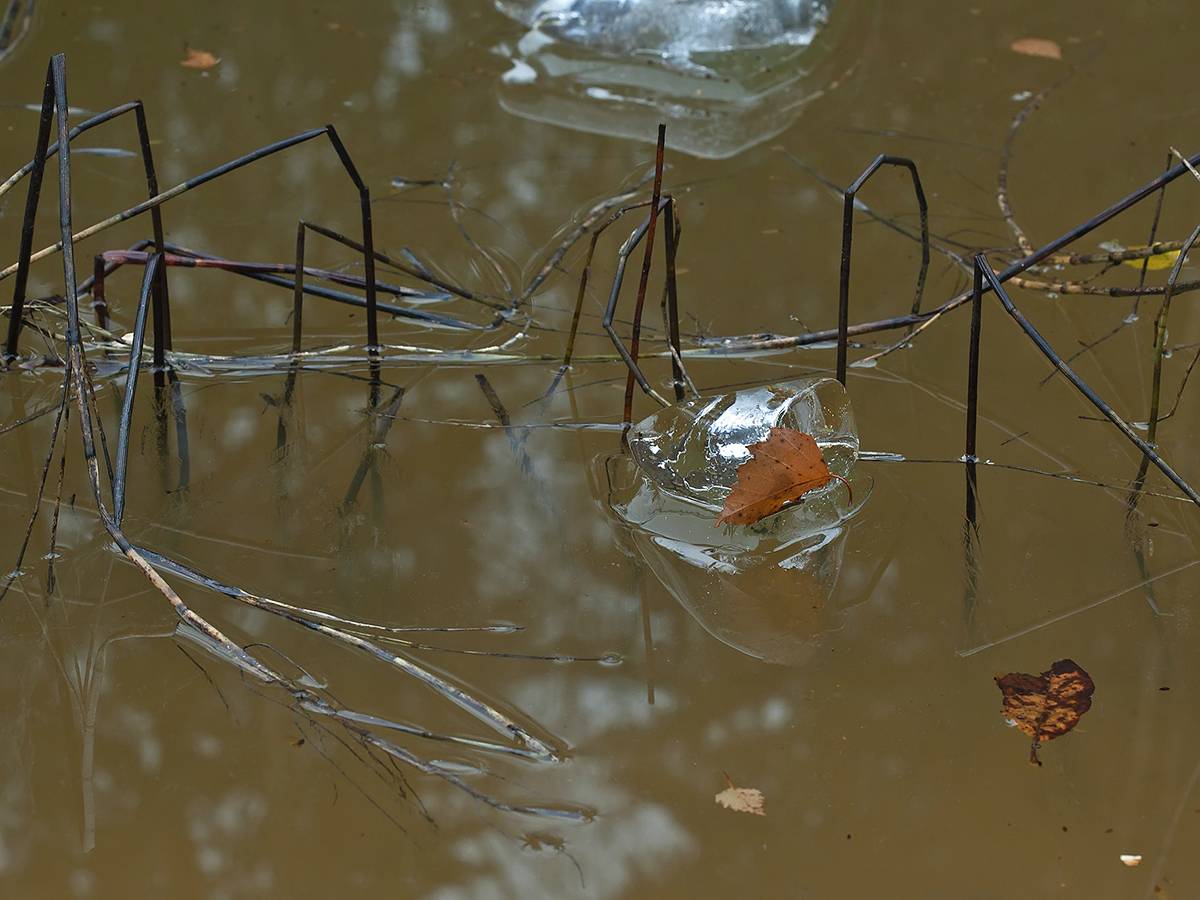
[717,427,851,527]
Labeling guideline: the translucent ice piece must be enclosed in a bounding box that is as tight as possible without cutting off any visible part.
[499,0,832,62]
[600,377,872,665]
[627,375,864,514]
[492,0,839,158]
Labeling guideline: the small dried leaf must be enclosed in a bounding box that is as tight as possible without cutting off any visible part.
[716,785,765,816]
[181,47,220,69]
[717,427,850,527]
[1010,38,1062,60]
[996,659,1094,765]
[1120,854,1142,867]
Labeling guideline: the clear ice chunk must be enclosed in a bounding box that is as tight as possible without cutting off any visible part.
[499,0,833,62]
[627,375,865,514]
[601,377,872,665]
[492,0,838,158]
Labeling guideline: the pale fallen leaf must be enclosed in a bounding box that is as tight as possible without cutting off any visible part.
[1010,38,1062,60]
[1120,854,1142,867]
[715,774,765,816]
[181,47,220,69]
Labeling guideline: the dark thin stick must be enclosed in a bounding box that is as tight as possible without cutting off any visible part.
[622,125,667,429]
[965,256,984,461]
[5,57,55,359]
[476,373,513,428]
[132,102,172,369]
[112,253,160,524]
[320,128,377,350]
[977,256,1200,506]
[660,200,689,400]
[0,126,325,277]
[837,154,929,384]
[91,254,107,327]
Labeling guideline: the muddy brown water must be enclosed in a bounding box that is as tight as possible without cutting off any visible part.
[1,1,1200,897]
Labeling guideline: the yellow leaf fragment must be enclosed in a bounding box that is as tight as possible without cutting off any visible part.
[181,47,220,69]
[715,785,765,816]
[1120,854,1142,867]
[1121,247,1182,270]
[1011,38,1062,60]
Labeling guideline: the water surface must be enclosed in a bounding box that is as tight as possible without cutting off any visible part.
[1,2,1199,898]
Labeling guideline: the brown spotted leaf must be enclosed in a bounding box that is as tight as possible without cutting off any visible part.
[996,659,1094,766]
[717,427,850,527]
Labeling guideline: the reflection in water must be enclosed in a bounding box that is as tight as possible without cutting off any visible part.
[603,378,871,664]
[427,800,693,900]
[430,674,695,900]
[187,789,273,892]
[493,0,837,157]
